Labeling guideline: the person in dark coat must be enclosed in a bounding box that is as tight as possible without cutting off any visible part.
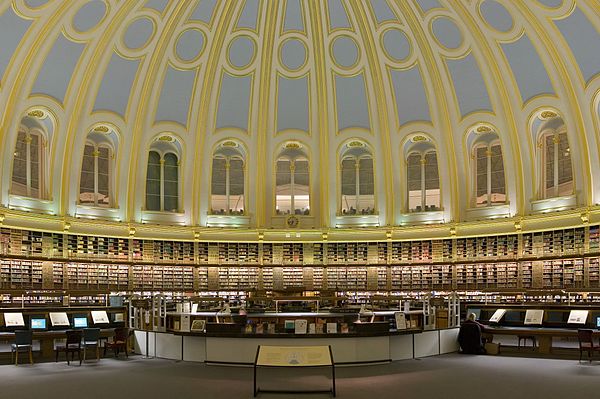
[458,313,486,354]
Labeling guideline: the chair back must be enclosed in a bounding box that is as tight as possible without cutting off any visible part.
[65,329,83,345]
[578,329,594,345]
[83,328,100,342]
[15,330,33,345]
[114,327,129,342]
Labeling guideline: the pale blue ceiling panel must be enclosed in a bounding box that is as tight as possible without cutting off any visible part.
[124,17,154,50]
[391,65,431,125]
[216,73,251,131]
[501,34,554,103]
[536,0,563,8]
[281,39,306,70]
[94,53,140,116]
[176,29,205,62]
[229,36,255,68]
[479,0,513,33]
[328,0,350,30]
[370,0,397,24]
[73,0,106,33]
[415,0,442,13]
[335,74,370,130]
[332,36,358,68]
[277,76,309,132]
[555,7,600,83]
[236,0,260,30]
[383,29,411,62]
[283,0,304,32]
[447,54,492,117]
[155,66,197,126]
[144,0,169,13]
[0,8,31,84]
[31,34,85,104]
[24,0,49,7]
[190,0,218,23]
[432,17,463,50]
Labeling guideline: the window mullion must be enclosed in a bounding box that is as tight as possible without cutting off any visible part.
[355,159,360,211]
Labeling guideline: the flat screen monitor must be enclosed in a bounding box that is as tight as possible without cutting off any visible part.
[467,308,481,320]
[31,318,47,330]
[73,317,88,328]
[596,316,600,328]
[504,311,521,322]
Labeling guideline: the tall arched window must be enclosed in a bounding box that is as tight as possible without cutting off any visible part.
[79,142,112,207]
[146,148,179,212]
[276,143,310,215]
[473,140,505,207]
[541,129,574,198]
[340,141,374,215]
[11,114,49,199]
[407,150,440,212]
[211,142,245,215]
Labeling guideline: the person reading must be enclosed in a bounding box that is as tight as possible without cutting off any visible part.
[458,313,486,354]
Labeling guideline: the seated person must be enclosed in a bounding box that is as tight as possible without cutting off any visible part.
[458,313,486,354]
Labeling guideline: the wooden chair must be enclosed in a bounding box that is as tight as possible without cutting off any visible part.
[83,328,101,361]
[55,329,83,365]
[578,329,600,363]
[104,327,129,358]
[11,330,33,365]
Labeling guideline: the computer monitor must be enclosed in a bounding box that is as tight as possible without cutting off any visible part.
[596,316,600,328]
[73,317,88,328]
[30,317,47,330]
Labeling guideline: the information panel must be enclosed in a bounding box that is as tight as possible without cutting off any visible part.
[567,310,589,324]
[489,309,507,323]
[256,345,332,367]
[49,312,70,327]
[524,309,544,325]
[4,312,25,327]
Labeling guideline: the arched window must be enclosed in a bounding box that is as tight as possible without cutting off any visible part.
[473,140,505,207]
[340,142,374,215]
[407,150,440,212]
[276,143,310,215]
[543,131,572,198]
[211,142,245,215]
[79,143,112,207]
[11,114,49,199]
[538,116,573,198]
[146,149,179,212]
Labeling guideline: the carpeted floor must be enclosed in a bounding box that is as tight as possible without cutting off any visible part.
[1,353,599,399]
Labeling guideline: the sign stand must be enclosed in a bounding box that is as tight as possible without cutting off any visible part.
[253,345,336,397]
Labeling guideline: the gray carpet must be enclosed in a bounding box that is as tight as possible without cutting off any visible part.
[1,353,599,399]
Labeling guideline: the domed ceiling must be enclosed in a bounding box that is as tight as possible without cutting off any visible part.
[0,0,600,238]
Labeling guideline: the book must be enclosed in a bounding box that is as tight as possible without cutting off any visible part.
[327,322,337,334]
[315,323,324,334]
[295,319,308,334]
[308,323,316,334]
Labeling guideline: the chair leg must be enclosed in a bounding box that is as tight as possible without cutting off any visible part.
[78,350,82,366]
[29,348,33,365]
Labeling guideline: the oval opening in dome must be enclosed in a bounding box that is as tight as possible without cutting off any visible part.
[480,0,513,33]
[176,29,205,62]
[332,36,359,69]
[124,17,155,50]
[73,0,107,33]
[431,17,463,50]
[24,0,49,8]
[280,39,306,71]
[382,28,411,63]
[536,0,563,8]
[228,36,255,69]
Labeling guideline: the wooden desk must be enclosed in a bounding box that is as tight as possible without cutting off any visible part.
[483,326,600,354]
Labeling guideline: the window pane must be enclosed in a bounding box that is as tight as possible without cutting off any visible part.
[146,151,161,210]
[164,153,178,212]
[407,153,422,212]
[211,158,226,213]
[557,132,573,196]
[79,144,96,203]
[545,134,555,195]
[490,144,505,204]
[424,152,440,210]
[341,158,356,213]
[476,146,488,206]
[276,159,292,215]
[29,134,40,193]
[357,157,374,213]
[97,147,110,206]
[294,159,310,214]
[229,158,244,214]
[11,132,28,196]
